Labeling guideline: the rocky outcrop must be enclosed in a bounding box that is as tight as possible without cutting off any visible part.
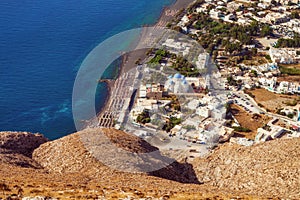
[0,131,48,168]
[193,138,300,199]
[0,131,48,157]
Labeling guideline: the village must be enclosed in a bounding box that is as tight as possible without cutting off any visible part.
[96,0,300,157]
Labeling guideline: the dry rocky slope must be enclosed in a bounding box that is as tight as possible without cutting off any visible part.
[33,128,199,184]
[0,129,299,199]
[0,131,47,168]
[193,138,300,199]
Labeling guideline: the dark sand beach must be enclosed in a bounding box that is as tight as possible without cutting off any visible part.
[120,0,195,74]
[94,0,196,127]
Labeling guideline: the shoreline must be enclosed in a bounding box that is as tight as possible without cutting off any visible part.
[119,0,196,74]
[93,0,196,128]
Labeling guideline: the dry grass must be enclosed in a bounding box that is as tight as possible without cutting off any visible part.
[280,63,300,70]
[246,88,299,112]
[0,163,251,199]
[242,56,268,66]
[230,104,271,140]
[277,75,300,82]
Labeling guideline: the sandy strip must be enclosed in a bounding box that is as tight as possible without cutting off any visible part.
[94,0,196,126]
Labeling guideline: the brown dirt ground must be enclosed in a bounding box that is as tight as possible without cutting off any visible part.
[230,104,271,140]
[245,88,299,112]
[242,56,268,66]
[273,119,290,129]
[280,63,300,70]
[277,75,300,82]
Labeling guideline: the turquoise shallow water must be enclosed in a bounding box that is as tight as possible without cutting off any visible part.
[0,0,174,139]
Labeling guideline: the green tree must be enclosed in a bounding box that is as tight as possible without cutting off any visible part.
[251,69,258,77]
[261,25,272,37]
[291,11,300,19]
[136,110,151,124]
[251,48,258,56]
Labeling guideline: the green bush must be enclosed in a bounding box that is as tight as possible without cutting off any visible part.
[287,113,294,119]
[233,126,251,132]
[279,65,300,76]
[136,110,151,124]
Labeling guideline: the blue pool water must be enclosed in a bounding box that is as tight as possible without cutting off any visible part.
[0,0,173,139]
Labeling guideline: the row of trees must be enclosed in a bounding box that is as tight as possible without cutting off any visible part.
[181,12,273,58]
[171,56,200,77]
[193,13,273,45]
[276,35,300,48]
[148,48,200,77]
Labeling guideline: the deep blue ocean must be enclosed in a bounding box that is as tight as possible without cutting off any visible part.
[0,0,173,139]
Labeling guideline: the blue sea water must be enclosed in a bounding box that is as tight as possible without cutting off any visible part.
[0,0,173,139]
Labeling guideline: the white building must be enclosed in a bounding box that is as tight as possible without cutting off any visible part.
[265,12,290,24]
[258,77,277,91]
[162,39,191,57]
[196,53,209,70]
[269,47,300,64]
[256,126,286,142]
[165,73,191,93]
[178,15,190,28]
[196,106,211,118]
[209,9,223,20]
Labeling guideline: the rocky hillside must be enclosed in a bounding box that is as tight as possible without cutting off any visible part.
[33,128,199,184]
[193,138,300,199]
[0,129,238,199]
[0,131,47,168]
[0,131,48,157]
[0,128,299,199]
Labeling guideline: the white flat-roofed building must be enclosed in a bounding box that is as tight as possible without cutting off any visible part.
[224,13,237,22]
[162,39,192,57]
[265,12,290,24]
[209,9,223,20]
[258,77,277,90]
[196,3,210,13]
[196,53,209,70]
[139,85,147,98]
[269,47,300,64]
[263,0,299,5]
[178,15,190,28]
[237,17,251,25]
[187,99,200,110]
[196,106,211,118]
[256,125,287,142]
[185,77,204,88]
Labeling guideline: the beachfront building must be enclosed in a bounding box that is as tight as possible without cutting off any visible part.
[162,39,192,57]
